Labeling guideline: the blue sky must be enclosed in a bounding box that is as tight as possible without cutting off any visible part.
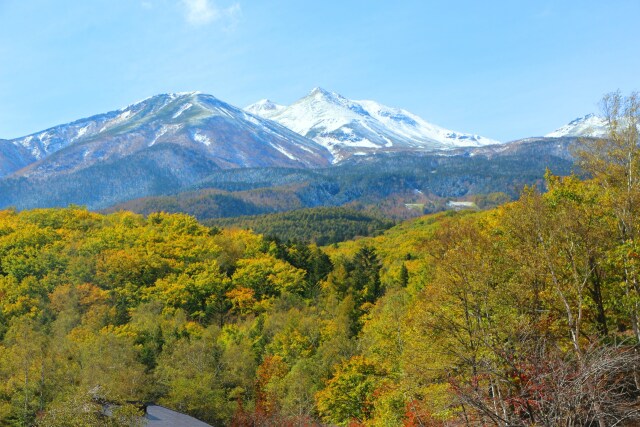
[0,0,638,141]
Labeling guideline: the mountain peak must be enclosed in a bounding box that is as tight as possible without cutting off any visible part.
[307,87,347,103]
[567,113,596,125]
[5,90,332,179]
[120,91,206,112]
[158,91,201,98]
[245,99,286,118]
[250,99,279,108]
[546,113,607,138]
[247,89,500,161]
[309,87,331,96]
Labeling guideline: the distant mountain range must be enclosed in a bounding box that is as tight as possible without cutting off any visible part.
[245,87,500,161]
[0,89,605,212]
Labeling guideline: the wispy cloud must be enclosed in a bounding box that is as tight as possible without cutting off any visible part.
[180,0,241,27]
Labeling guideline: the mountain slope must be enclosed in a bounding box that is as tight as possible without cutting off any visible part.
[246,88,500,161]
[0,139,36,177]
[0,92,336,209]
[0,144,223,210]
[546,114,608,138]
[109,137,577,220]
[10,92,331,180]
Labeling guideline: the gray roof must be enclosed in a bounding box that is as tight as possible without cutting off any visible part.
[144,405,212,427]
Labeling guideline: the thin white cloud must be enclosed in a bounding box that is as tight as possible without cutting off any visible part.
[223,3,242,29]
[181,0,241,27]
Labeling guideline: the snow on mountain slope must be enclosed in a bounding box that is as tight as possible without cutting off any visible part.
[545,114,609,138]
[9,92,332,179]
[245,88,500,161]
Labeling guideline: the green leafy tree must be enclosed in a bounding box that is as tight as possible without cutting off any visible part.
[574,90,640,342]
[316,356,386,425]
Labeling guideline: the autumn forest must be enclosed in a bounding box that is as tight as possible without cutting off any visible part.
[0,92,639,426]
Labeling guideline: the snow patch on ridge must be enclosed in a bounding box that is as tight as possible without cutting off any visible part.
[173,103,193,119]
[73,125,91,141]
[149,124,182,146]
[193,131,212,146]
[118,110,133,121]
[271,143,296,160]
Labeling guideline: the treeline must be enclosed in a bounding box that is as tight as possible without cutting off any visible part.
[205,207,395,245]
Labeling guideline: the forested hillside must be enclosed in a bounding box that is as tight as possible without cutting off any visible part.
[108,137,575,221]
[205,207,395,245]
[1,171,639,425]
[0,93,638,426]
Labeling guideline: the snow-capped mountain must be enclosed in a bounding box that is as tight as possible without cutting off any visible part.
[0,88,579,212]
[245,88,500,160]
[0,92,336,210]
[545,114,609,138]
[244,99,286,118]
[4,92,331,179]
